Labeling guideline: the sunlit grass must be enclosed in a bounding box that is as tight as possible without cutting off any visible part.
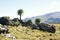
[0,24,60,40]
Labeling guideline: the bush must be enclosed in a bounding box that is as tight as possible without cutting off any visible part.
[35,18,41,26]
[9,21,20,26]
[9,18,20,26]
[13,21,20,26]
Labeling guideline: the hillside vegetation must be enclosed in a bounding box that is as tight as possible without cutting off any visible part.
[0,24,60,40]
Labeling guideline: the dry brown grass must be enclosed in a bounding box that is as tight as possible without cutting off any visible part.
[0,24,60,40]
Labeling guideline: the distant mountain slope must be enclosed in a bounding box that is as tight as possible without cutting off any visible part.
[23,12,60,24]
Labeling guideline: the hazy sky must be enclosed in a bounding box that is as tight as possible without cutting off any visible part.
[0,0,60,19]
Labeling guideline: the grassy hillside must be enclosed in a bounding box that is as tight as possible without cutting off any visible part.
[0,24,60,40]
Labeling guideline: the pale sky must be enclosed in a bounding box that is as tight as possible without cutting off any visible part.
[0,0,60,19]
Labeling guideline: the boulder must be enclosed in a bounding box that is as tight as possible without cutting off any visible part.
[0,26,9,34]
[38,23,56,33]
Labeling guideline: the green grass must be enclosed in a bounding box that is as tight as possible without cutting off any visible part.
[0,24,60,40]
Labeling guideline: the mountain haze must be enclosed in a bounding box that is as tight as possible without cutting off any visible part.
[23,12,60,24]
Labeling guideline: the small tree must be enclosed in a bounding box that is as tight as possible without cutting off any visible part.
[35,18,41,26]
[17,9,23,24]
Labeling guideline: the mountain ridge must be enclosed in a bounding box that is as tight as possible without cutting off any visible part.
[23,12,60,24]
